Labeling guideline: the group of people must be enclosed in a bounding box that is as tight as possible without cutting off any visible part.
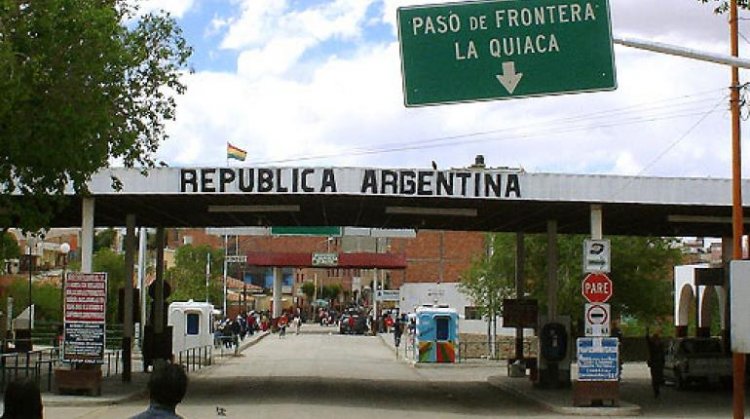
[276,309,303,337]
[214,311,266,349]
[0,361,189,418]
[316,308,338,326]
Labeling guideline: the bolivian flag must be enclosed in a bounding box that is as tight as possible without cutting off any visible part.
[227,142,247,161]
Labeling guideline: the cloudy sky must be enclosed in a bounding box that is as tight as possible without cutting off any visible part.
[142,0,750,178]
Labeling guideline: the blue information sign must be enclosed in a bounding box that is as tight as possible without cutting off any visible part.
[577,337,619,381]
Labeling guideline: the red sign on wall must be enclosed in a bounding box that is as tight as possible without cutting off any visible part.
[582,273,613,303]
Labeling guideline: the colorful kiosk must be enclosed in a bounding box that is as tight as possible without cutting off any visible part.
[415,305,459,363]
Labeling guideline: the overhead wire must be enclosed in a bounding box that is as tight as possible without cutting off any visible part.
[245,88,728,166]
[465,92,730,232]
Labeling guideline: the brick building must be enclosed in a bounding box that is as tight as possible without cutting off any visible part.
[165,228,486,299]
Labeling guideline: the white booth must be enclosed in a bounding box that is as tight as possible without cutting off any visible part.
[168,300,215,355]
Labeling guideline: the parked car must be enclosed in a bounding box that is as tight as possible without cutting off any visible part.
[339,312,368,335]
[663,337,732,389]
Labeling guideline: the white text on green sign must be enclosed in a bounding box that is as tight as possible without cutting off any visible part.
[397,0,617,106]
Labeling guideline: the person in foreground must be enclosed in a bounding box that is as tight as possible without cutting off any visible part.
[1,377,43,419]
[131,361,188,418]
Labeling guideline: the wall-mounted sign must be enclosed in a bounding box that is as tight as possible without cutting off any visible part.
[312,253,338,267]
[376,290,401,302]
[502,299,538,328]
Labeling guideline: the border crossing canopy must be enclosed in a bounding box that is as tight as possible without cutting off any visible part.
[397,0,617,106]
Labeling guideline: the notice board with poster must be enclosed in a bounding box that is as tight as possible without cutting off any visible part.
[502,299,538,328]
[64,272,107,364]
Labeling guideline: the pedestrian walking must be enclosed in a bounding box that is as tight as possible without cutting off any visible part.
[646,327,665,398]
[293,316,301,335]
[278,314,288,338]
[393,318,403,347]
[611,319,623,381]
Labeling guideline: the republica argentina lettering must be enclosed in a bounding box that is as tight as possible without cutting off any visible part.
[179,168,522,199]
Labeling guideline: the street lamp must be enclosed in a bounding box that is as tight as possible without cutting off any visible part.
[25,235,37,350]
[59,243,70,324]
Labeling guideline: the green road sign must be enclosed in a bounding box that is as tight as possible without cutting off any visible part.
[397,0,617,106]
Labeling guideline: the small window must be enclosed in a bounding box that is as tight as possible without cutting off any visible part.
[464,306,480,320]
[436,316,450,341]
[186,313,200,335]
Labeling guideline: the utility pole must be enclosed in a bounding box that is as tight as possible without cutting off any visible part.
[729,2,745,418]
[614,22,746,417]
[223,235,228,318]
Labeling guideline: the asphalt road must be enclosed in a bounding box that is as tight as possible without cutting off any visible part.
[44,331,547,418]
[38,329,750,418]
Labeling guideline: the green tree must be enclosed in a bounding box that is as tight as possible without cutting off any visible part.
[698,0,749,13]
[0,0,192,232]
[459,234,516,353]
[0,230,20,262]
[165,244,224,305]
[464,233,681,335]
[92,248,126,324]
[320,284,342,301]
[301,282,316,300]
[94,228,117,252]
[6,278,62,323]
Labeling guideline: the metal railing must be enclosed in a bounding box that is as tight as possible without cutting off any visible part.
[0,348,60,392]
[103,349,121,377]
[457,340,536,362]
[176,345,213,374]
[214,336,240,357]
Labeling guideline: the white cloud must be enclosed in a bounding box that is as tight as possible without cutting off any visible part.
[236,37,311,80]
[159,0,750,181]
[137,0,195,18]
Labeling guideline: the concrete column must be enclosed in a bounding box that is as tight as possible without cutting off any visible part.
[80,198,95,273]
[722,236,732,350]
[137,228,147,346]
[546,220,558,321]
[515,232,525,361]
[122,214,135,382]
[590,204,603,240]
[154,228,165,334]
[273,267,282,318]
[223,235,228,318]
[373,268,379,334]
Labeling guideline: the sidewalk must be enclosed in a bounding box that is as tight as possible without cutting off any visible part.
[378,332,641,416]
[41,330,269,407]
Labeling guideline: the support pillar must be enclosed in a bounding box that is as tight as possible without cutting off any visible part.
[723,236,733,352]
[272,267,282,318]
[122,215,135,383]
[80,198,95,273]
[373,268,379,335]
[154,228,165,334]
[515,232,525,361]
[137,228,147,347]
[546,220,558,321]
[590,205,603,240]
